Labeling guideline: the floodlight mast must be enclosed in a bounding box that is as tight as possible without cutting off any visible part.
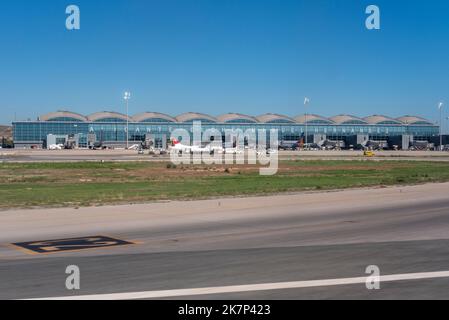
[439,102,444,151]
[124,91,131,149]
[304,97,310,150]
[446,116,449,148]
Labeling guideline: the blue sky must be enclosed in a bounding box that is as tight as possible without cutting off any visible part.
[0,0,448,125]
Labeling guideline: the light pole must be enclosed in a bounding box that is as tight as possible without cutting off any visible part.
[444,116,449,150]
[304,97,310,150]
[443,117,449,151]
[124,91,131,149]
[439,102,442,151]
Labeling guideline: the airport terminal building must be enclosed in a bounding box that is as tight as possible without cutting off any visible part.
[12,111,440,149]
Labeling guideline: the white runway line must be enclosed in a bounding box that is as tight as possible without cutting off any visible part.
[27,270,449,300]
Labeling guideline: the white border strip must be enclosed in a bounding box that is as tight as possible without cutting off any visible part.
[27,271,449,300]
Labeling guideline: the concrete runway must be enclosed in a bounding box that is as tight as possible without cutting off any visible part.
[1,182,449,300]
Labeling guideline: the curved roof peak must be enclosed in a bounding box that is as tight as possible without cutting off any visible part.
[397,115,434,125]
[39,110,87,122]
[133,112,177,122]
[256,113,296,123]
[87,111,131,122]
[175,112,218,123]
[364,115,402,124]
[294,114,334,124]
[329,114,367,124]
[217,113,259,123]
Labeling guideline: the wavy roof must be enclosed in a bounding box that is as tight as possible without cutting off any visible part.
[37,111,435,126]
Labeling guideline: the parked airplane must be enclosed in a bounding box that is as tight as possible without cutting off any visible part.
[321,140,345,150]
[410,141,432,151]
[279,141,299,150]
[128,144,140,150]
[362,140,387,150]
[48,144,63,150]
[170,139,215,154]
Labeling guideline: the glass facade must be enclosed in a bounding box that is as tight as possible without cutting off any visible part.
[13,118,439,147]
